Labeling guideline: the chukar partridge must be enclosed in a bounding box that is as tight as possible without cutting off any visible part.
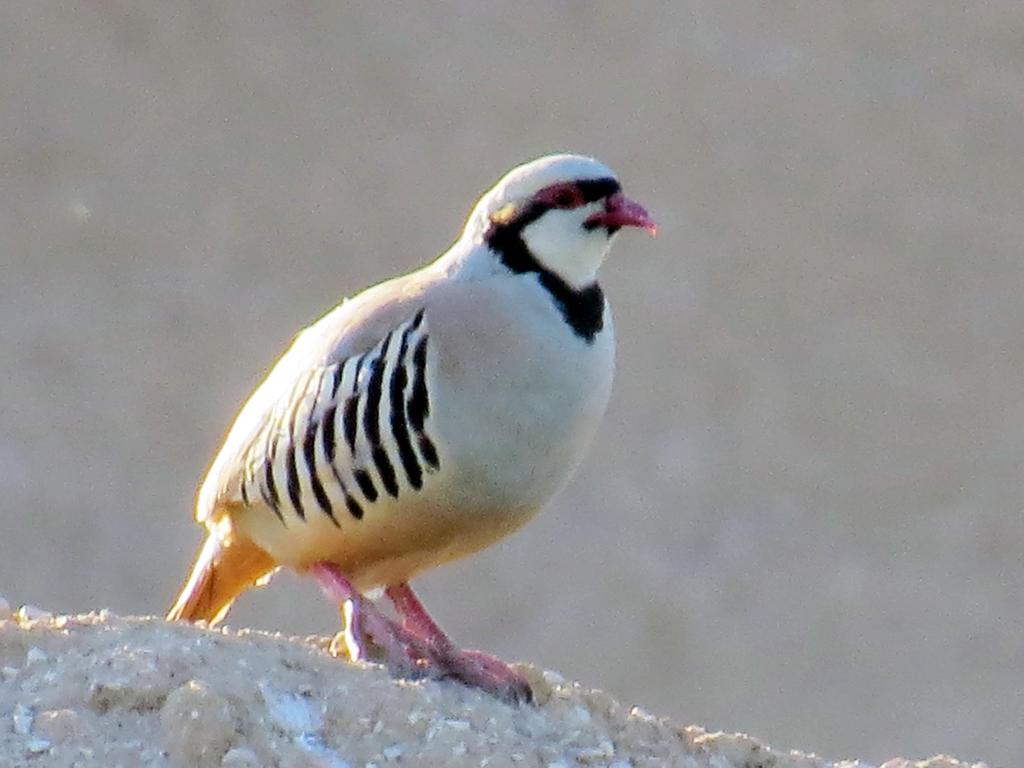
[167,154,656,702]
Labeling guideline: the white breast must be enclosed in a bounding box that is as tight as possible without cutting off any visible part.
[424,272,615,515]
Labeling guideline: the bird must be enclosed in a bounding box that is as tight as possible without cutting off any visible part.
[166,153,656,703]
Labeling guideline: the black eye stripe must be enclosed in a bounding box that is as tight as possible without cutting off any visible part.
[486,177,622,234]
[574,177,621,204]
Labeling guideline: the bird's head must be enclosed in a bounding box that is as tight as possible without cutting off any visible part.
[464,154,656,288]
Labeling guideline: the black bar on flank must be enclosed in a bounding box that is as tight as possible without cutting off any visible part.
[262,450,285,526]
[363,340,389,445]
[285,444,305,521]
[343,396,359,454]
[364,335,399,498]
[389,325,423,490]
[304,421,339,527]
[419,434,440,471]
[322,403,338,465]
[329,363,345,398]
[353,468,378,502]
[372,446,399,498]
[324,447,362,522]
[344,492,364,520]
[408,336,430,431]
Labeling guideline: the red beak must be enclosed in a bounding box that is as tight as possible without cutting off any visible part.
[585,192,657,235]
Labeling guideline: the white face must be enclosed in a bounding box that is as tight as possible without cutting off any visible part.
[463,154,624,287]
[519,201,618,288]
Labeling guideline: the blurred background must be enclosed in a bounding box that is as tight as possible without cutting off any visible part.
[2,3,1022,765]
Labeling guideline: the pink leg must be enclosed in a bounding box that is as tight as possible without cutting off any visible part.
[309,563,429,678]
[386,583,532,704]
[385,583,453,650]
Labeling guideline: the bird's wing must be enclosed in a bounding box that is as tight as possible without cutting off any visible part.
[196,268,442,527]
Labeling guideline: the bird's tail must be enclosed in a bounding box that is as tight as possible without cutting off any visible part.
[166,531,276,625]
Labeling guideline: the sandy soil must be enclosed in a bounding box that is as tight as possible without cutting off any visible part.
[0,600,987,768]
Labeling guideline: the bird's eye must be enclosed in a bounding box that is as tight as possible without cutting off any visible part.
[545,185,584,209]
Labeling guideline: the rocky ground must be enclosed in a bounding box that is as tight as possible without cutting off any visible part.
[0,598,987,768]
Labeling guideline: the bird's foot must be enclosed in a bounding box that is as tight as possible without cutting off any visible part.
[432,646,533,705]
[386,582,533,705]
[327,626,530,703]
[311,564,532,704]
[312,563,430,679]
[327,602,432,678]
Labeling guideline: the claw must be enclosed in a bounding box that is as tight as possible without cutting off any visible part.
[443,649,533,705]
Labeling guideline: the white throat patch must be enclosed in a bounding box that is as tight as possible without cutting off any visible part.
[520,204,615,289]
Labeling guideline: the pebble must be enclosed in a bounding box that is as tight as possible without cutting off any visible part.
[17,604,54,622]
[221,746,261,768]
[35,709,84,743]
[13,703,34,735]
[573,741,616,763]
[258,682,321,733]
[542,670,566,685]
[26,647,49,665]
[161,680,237,768]
[26,738,52,755]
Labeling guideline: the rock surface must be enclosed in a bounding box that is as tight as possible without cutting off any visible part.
[0,604,988,768]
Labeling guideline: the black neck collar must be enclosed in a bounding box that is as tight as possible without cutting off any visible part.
[485,207,605,343]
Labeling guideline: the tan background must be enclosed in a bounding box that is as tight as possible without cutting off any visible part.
[2,3,1022,766]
